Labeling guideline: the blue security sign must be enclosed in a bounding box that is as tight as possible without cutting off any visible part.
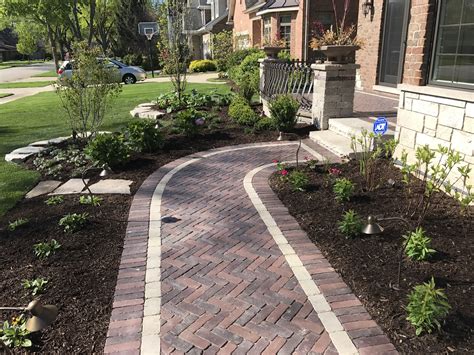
[373,117,388,135]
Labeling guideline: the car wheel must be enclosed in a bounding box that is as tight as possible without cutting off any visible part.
[123,74,137,84]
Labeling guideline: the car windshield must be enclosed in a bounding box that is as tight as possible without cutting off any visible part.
[109,59,126,67]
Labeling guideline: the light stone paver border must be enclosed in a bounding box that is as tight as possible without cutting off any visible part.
[244,163,358,354]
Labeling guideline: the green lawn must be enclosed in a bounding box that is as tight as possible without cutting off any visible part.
[0,93,13,98]
[33,70,58,77]
[0,81,54,89]
[0,66,12,70]
[0,82,230,215]
[0,60,46,66]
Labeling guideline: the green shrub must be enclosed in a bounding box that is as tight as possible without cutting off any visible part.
[255,116,277,132]
[33,239,61,259]
[22,278,48,296]
[288,170,309,191]
[228,95,259,126]
[277,49,292,62]
[189,59,217,73]
[59,213,88,233]
[228,48,264,69]
[79,195,102,207]
[85,133,130,168]
[0,315,32,349]
[238,71,259,103]
[407,277,450,336]
[404,227,436,261]
[269,94,300,132]
[8,218,28,231]
[126,120,163,153]
[333,177,355,202]
[212,30,233,72]
[45,196,64,206]
[173,108,206,136]
[338,210,363,238]
[123,53,143,66]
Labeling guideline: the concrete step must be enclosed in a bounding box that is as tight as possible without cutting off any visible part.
[328,117,395,140]
[309,130,355,158]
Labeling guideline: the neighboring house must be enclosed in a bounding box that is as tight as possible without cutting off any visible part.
[356,0,473,188]
[0,28,19,62]
[228,0,358,60]
[186,0,232,59]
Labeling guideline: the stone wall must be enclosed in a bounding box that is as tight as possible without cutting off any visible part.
[395,85,474,190]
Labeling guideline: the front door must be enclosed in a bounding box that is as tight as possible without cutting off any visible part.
[379,0,410,86]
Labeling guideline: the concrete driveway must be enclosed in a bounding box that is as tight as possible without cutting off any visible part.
[0,63,55,83]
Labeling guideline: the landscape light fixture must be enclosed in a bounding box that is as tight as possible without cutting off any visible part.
[100,164,113,177]
[0,300,58,353]
[362,215,384,235]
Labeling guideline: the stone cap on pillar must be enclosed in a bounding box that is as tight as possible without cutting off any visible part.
[311,63,361,71]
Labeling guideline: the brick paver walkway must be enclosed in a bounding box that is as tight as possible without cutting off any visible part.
[104,142,397,355]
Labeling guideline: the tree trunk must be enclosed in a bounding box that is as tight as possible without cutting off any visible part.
[47,24,59,70]
[88,0,97,46]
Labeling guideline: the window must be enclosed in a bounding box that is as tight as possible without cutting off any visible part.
[431,0,474,88]
[279,15,292,45]
[263,17,272,44]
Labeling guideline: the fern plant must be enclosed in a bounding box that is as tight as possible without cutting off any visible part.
[406,277,450,336]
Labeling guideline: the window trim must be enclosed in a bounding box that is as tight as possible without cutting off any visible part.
[279,14,292,45]
[429,0,474,90]
[263,16,272,43]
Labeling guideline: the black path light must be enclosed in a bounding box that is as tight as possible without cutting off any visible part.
[0,300,58,352]
[362,215,414,288]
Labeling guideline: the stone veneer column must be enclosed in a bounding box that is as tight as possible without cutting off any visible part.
[311,63,360,130]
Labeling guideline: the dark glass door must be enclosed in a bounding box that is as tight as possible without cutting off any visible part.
[379,0,410,86]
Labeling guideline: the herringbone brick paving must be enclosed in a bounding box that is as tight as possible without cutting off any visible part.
[104,142,397,354]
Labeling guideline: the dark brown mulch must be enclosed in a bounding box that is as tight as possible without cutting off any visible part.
[269,160,473,354]
[0,113,313,354]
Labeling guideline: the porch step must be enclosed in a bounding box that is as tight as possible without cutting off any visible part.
[329,118,395,140]
[309,117,396,158]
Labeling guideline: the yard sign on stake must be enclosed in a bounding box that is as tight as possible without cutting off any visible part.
[373,116,388,135]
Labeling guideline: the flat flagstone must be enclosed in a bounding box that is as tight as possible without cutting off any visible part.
[5,146,47,162]
[50,178,89,195]
[26,180,62,198]
[130,103,166,120]
[85,179,133,195]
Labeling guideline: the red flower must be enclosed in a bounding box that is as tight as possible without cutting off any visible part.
[328,168,342,176]
[272,159,279,163]
[281,169,288,176]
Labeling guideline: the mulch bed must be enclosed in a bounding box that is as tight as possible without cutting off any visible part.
[0,110,312,353]
[270,160,473,354]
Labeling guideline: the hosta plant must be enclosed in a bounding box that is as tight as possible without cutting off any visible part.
[8,218,29,231]
[406,277,451,336]
[45,196,64,206]
[333,177,355,202]
[59,213,89,233]
[338,210,363,238]
[0,315,32,349]
[33,239,61,260]
[79,195,102,207]
[403,227,436,261]
[22,278,48,296]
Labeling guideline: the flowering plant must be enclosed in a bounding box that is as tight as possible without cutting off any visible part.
[328,167,342,176]
[305,156,319,170]
[273,160,289,180]
[263,32,288,48]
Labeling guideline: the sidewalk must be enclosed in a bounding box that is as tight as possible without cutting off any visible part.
[104,142,397,354]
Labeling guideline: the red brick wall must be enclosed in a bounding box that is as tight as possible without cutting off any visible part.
[355,0,384,90]
[402,0,437,85]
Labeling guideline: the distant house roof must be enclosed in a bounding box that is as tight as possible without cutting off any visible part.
[256,0,299,15]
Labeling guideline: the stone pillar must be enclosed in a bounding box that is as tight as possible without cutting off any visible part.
[311,63,360,130]
[259,58,275,117]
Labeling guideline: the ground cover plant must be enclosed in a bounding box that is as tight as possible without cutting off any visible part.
[270,158,473,353]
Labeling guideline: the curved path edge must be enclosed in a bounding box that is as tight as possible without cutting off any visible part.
[103,141,397,355]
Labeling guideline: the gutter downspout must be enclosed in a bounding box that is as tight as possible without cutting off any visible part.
[303,0,309,61]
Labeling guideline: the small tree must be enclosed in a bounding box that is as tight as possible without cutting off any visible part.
[212,30,233,72]
[56,42,122,139]
[15,22,42,61]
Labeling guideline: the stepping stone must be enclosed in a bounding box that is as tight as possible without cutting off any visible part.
[26,180,62,198]
[30,136,71,147]
[50,178,89,195]
[130,103,165,120]
[5,146,47,162]
[85,179,133,195]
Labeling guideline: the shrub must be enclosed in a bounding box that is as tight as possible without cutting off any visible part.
[277,49,292,62]
[8,218,28,231]
[85,133,130,168]
[155,90,232,113]
[404,227,436,261]
[22,278,48,296]
[255,116,276,132]
[56,41,122,138]
[238,71,259,103]
[228,48,264,69]
[59,213,88,233]
[33,239,61,259]
[228,95,259,126]
[288,170,309,191]
[189,59,217,73]
[45,196,64,206]
[350,130,383,192]
[126,120,163,153]
[269,94,300,132]
[0,315,32,349]
[79,195,102,207]
[212,30,233,72]
[338,210,363,238]
[173,109,206,136]
[333,177,355,202]
[406,277,451,336]
[123,53,143,66]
